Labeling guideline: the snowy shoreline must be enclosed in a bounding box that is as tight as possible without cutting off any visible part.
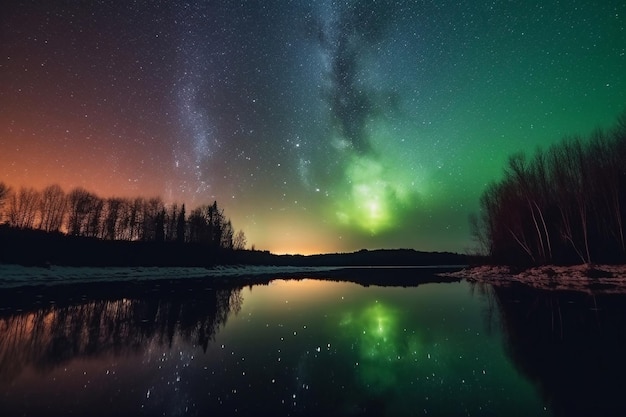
[10,263,623,293]
[0,264,344,289]
[439,264,626,294]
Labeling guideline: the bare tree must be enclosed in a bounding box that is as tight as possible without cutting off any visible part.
[502,152,553,263]
[221,219,234,249]
[114,198,132,240]
[0,181,12,223]
[587,129,624,254]
[562,138,592,263]
[67,187,100,237]
[103,198,124,240]
[140,197,165,241]
[127,197,144,241]
[547,144,586,263]
[85,195,104,238]
[38,184,67,232]
[165,203,179,242]
[233,230,247,250]
[7,186,40,229]
[176,204,186,243]
[468,213,488,256]
[188,206,206,243]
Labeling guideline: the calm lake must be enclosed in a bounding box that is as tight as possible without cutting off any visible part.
[1,268,625,416]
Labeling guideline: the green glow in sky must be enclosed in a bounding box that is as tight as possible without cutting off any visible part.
[335,156,414,234]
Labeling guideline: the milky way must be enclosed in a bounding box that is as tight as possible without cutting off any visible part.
[1,0,625,254]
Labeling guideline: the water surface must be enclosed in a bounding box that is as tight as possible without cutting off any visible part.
[1,271,624,416]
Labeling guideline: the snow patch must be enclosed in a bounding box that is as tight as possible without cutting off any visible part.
[440,264,626,294]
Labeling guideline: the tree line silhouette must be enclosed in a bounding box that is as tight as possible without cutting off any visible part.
[472,113,626,265]
[0,182,246,250]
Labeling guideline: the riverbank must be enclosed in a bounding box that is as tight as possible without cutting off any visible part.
[0,264,341,289]
[0,264,463,312]
[439,264,626,294]
[0,263,463,290]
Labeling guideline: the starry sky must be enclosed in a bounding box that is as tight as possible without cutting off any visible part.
[1,0,625,254]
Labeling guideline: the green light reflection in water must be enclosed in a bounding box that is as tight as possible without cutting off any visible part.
[340,301,419,393]
[314,282,547,416]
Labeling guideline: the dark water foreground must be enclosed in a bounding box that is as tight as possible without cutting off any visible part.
[1,269,625,416]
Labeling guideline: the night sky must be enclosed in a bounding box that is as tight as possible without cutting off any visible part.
[1,1,625,254]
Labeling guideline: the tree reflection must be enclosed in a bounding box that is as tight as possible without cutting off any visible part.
[488,284,626,417]
[0,286,243,383]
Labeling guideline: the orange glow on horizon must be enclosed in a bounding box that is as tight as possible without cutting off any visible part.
[265,246,330,256]
[240,215,342,256]
[0,126,178,204]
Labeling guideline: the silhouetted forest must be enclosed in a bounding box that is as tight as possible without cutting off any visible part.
[0,182,246,248]
[472,113,626,265]
[0,224,467,267]
[0,182,250,265]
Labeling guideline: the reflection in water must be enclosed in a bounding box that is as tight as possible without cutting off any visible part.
[0,287,242,383]
[490,283,626,417]
[246,280,545,416]
[339,302,419,393]
[4,274,626,416]
[0,277,547,416]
